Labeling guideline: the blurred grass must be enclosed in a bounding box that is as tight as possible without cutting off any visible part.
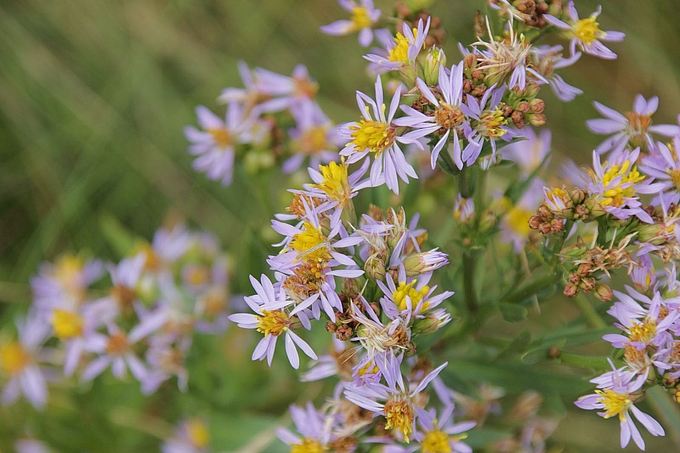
[2,0,680,451]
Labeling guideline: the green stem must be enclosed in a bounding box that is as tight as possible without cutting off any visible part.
[573,293,607,329]
[463,250,479,316]
[502,272,560,305]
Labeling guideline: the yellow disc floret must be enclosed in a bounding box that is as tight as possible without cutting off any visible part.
[0,341,31,376]
[291,438,327,453]
[506,205,533,236]
[256,310,290,337]
[596,388,630,420]
[349,118,394,156]
[422,429,452,453]
[573,17,604,45]
[384,395,415,442]
[208,127,232,147]
[309,161,351,207]
[392,281,430,311]
[628,317,657,344]
[600,160,645,207]
[187,419,210,449]
[290,222,332,264]
[52,309,85,340]
[350,7,371,30]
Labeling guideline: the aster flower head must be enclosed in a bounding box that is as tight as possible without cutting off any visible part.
[364,18,431,78]
[0,314,50,409]
[276,402,336,451]
[500,179,547,252]
[586,148,664,223]
[587,95,680,156]
[641,136,680,196]
[575,360,665,450]
[184,103,249,186]
[344,362,448,442]
[227,274,318,369]
[340,75,417,194]
[530,45,583,102]
[162,418,211,453]
[394,62,474,170]
[320,0,382,47]
[31,254,103,311]
[501,126,551,176]
[413,406,476,453]
[251,65,319,116]
[544,2,625,60]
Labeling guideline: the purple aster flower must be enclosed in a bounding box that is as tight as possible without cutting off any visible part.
[630,253,656,294]
[15,439,52,453]
[530,45,583,101]
[364,18,430,77]
[395,62,475,170]
[276,402,336,451]
[575,360,665,450]
[184,103,249,186]
[162,418,211,453]
[344,361,448,442]
[340,75,417,194]
[641,136,680,195]
[31,255,103,311]
[587,95,680,156]
[0,314,50,409]
[251,65,318,115]
[586,149,665,223]
[543,2,625,59]
[227,274,318,369]
[411,407,476,453]
[460,86,512,166]
[377,266,453,322]
[320,0,381,47]
[284,101,344,174]
[302,157,373,215]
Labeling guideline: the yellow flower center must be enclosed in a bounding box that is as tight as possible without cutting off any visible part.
[290,222,332,265]
[422,429,452,453]
[478,108,507,139]
[0,341,31,375]
[388,29,419,63]
[350,7,371,30]
[600,160,645,207]
[294,77,319,99]
[392,281,430,311]
[256,310,290,337]
[573,17,604,45]
[208,127,232,147]
[54,255,84,292]
[349,118,394,156]
[545,188,570,211]
[629,317,656,344]
[384,395,415,442]
[309,161,351,207]
[357,360,380,376]
[52,309,85,340]
[506,205,533,236]
[186,265,211,286]
[297,126,329,155]
[434,104,464,130]
[291,438,327,453]
[596,388,630,420]
[187,419,210,449]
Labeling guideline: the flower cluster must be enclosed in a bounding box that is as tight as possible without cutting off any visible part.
[0,225,233,409]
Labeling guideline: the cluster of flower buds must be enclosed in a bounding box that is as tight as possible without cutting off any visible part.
[0,225,233,410]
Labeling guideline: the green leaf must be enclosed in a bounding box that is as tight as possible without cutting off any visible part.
[498,302,528,322]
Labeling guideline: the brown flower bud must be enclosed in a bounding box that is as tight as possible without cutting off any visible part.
[511,110,526,128]
[570,188,587,205]
[577,263,592,277]
[539,223,552,235]
[529,113,547,126]
[529,98,545,113]
[464,52,477,70]
[574,204,589,219]
[537,204,552,219]
[325,321,337,333]
[528,215,543,230]
[516,101,531,112]
[580,277,596,292]
[471,69,484,81]
[501,104,514,117]
[463,78,474,94]
[563,284,579,298]
[336,325,353,341]
[595,284,614,302]
[568,273,581,285]
[550,219,564,233]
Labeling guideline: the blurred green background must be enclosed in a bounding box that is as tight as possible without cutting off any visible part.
[2,0,680,451]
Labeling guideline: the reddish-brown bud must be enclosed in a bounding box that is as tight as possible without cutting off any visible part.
[595,284,614,302]
[568,273,581,285]
[529,215,543,230]
[529,113,547,126]
[550,219,564,233]
[516,101,530,112]
[580,277,596,292]
[563,284,579,298]
[529,98,545,113]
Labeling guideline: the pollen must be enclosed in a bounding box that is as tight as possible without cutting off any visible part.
[434,104,464,130]
[290,222,332,265]
[392,281,430,311]
[628,317,656,344]
[349,119,394,155]
[208,127,232,147]
[256,310,290,337]
[388,30,416,63]
[291,438,327,453]
[478,108,507,139]
[600,160,645,207]
[309,161,351,207]
[596,388,630,420]
[422,429,452,453]
[286,193,325,219]
[52,309,85,340]
[384,395,415,442]
[0,341,31,376]
[350,6,371,30]
[573,16,604,45]
[186,419,210,449]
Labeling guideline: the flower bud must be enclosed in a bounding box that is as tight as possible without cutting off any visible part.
[516,101,531,113]
[595,284,613,302]
[529,113,546,127]
[479,209,497,233]
[403,250,449,277]
[570,188,587,205]
[529,99,545,113]
[580,277,596,292]
[365,255,386,281]
[422,48,446,86]
[412,309,451,334]
[563,284,579,298]
[454,195,476,224]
